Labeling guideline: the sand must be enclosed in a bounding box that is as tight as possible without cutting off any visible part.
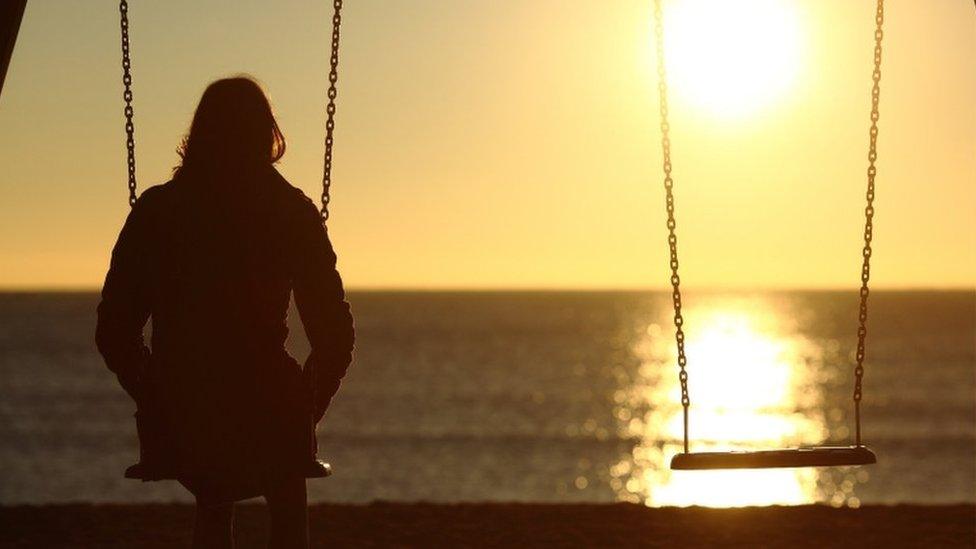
[1,503,973,548]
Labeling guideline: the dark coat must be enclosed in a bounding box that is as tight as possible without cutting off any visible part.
[95,166,354,500]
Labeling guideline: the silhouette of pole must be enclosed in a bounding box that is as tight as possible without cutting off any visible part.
[0,0,27,101]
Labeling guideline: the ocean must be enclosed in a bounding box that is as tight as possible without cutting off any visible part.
[1,291,973,507]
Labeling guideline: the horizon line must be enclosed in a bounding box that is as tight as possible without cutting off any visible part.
[1,285,973,294]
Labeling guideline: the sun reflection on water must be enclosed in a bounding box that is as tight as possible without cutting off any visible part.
[611,296,865,507]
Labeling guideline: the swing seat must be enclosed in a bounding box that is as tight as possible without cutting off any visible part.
[124,459,332,480]
[670,445,876,470]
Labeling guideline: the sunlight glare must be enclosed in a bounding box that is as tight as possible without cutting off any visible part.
[610,297,860,508]
[659,0,805,118]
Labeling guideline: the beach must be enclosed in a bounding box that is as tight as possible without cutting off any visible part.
[2,0,974,545]
[1,503,974,547]
[2,291,974,546]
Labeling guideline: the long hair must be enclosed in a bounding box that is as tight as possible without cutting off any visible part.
[174,76,285,176]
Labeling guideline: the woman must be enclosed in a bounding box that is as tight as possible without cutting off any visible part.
[96,76,355,548]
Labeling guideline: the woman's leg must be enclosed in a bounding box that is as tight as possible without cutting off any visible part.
[264,476,309,549]
[192,500,235,549]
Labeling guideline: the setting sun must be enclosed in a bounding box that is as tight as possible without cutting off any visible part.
[660,0,805,118]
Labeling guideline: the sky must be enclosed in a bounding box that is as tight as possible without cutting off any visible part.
[0,0,973,290]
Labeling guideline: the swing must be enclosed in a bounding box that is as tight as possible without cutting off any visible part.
[117,0,346,480]
[652,0,882,470]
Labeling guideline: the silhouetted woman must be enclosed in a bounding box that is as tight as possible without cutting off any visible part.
[96,76,355,549]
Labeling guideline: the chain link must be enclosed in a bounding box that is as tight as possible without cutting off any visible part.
[853,0,884,446]
[321,0,343,222]
[119,0,137,207]
[652,0,690,454]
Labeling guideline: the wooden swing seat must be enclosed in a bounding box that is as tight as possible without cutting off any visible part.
[124,459,332,480]
[670,445,876,470]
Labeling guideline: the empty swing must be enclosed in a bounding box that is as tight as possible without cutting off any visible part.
[116,0,346,480]
[652,0,882,470]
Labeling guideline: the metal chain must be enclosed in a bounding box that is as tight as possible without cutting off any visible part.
[119,0,137,207]
[652,0,690,454]
[321,0,343,222]
[853,0,884,447]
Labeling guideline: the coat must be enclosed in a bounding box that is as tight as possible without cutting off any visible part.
[95,165,355,502]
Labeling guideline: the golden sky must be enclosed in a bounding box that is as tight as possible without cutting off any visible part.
[0,0,973,290]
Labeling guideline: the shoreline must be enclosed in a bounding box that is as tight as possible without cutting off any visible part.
[2,503,973,547]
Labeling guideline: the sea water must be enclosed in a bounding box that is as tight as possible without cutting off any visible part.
[1,291,973,506]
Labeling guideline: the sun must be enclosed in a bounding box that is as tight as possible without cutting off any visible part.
[658,0,805,119]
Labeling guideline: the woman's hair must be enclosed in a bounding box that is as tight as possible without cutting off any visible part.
[174,76,285,176]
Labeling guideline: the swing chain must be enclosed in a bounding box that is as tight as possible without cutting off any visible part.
[653,0,690,454]
[854,0,884,446]
[321,0,343,222]
[119,0,137,207]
